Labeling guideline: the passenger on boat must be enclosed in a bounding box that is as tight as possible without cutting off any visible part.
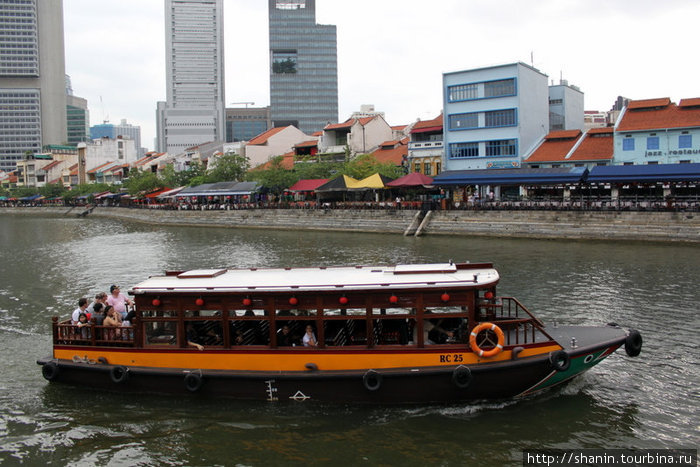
[413,312,454,345]
[302,325,317,347]
[106,285,134,320]
[86,292,107,315]
[186,323,204,351]
[91,302,105,325]
[278,325,294,346]
[76,312,91,339]
[71,298,89,324]
[103,305,121,339]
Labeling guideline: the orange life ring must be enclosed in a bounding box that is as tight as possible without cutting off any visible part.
[469,322,505,358]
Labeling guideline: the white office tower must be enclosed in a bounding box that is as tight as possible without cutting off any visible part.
[160,0,225,155]
[0,0,67,171]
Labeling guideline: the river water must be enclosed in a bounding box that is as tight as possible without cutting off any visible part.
[0,213,697,466]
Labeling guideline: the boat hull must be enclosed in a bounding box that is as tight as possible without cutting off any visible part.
[37,335,625,404]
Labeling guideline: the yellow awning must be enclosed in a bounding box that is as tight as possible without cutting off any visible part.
[347,173,393,189]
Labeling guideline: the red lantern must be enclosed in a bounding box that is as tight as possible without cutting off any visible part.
[242,298,252,307]
[389,295,399,304]
[484,291,494,300]
[152,298,161,306]
[195,298,204,306]
[441,293,450,303]
[339,296,348,305]
[289,297,298,306]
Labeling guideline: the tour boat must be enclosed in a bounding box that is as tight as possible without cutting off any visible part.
[38,262,642,403]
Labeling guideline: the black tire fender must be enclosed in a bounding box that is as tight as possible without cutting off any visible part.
[42,361,60,381]
[625,329,643,357]
[362,369,382,391]
[184,372,203,392]
[452,365,472,389]
[549,350,570,372]
[110,365,129,384]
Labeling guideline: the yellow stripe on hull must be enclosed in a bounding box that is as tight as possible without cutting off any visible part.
[55,345,562,372]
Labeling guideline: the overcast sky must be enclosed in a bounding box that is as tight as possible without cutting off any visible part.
[63,0,700,151]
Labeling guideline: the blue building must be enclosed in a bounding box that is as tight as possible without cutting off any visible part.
[442,62,549,171]
[90,119,144,157]
[614,97,700,165]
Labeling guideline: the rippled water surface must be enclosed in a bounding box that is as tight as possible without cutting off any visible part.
[0,214,698,465]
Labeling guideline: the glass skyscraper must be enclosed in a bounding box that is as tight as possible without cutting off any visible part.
[268,0,338,135]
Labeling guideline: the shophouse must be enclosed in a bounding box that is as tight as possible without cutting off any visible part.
[408,114,443,175]
[614,98,700,165]
[442,62,549,171]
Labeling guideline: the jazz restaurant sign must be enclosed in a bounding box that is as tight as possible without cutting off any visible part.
[645,148,700,157]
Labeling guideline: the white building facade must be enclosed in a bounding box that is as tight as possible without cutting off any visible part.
[159,0,226,155]
[549,80,584,131]
[442,62,549,171]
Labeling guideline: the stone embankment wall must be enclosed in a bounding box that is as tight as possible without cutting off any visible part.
[2,207,699,242]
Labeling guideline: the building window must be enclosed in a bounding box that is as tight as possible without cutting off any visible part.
[647,161,658,165]
[448,112,478,130]
[423,162,432,175]
[435,162,441,174]
[272,50,297,74]
[484,79,515,98]
[450,142,479,158]
[486,139,517,157]
[447,83,478,102]
[622,138,635,151]
[647,136,659,150]
[679,134,692,148]
[413,163,421,173]
[484,109,517,128]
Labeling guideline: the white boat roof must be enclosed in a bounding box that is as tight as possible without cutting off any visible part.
[130,263,499,294]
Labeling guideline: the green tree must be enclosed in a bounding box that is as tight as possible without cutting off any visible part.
[341,154,404,180]
[38,182,66,199]
[246,157,297,194]
[207,152,250,183]
[123,169,161,196]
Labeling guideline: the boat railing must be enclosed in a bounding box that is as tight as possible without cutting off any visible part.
[479,297,554,343]
[53,317,136,347]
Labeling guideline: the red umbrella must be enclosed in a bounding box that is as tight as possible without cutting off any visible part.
[386,172,434,187]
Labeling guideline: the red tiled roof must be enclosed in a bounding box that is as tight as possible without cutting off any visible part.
[587,127,614,135]
[568,130,613,162]
[370,141,408,165]
[391,125,407,131]
[411,115,443,133]
[248,127,287,145]
[617,99,700,131]
[627,98,671,110]
[311,131,322,137]
[324,116,377,131]
[379,140,400,148]
[43,160,63,171]
[294,140,318,148]
[544,130,581,140]
[88,161,114,174]
[526,131,581,163]
[679,98,700,108]
[255,151,295,170]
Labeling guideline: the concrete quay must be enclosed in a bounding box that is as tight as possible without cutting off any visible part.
[3,206,699,243]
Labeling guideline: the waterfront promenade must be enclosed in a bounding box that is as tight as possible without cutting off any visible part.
[2,206,698,243]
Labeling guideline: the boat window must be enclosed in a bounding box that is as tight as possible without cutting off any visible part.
[185,318,224,347]
[275,308,317,317]
[371,307,415,317]
[140,308,178,319]
[232,308,266,317]
[142,320,178,347]
[324,319,367,346]
[322,307,366,317]
[373,318,412,345]
[184,309,221,318]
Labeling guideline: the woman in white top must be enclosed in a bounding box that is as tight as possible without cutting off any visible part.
[302,325,317,347]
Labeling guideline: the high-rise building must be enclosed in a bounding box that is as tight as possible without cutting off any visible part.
[268,0,338,134]
[226,107,271,142]
[91,119,144,157]
[158,0,225,155]
[0,0,67,172]
[66,75,89,145]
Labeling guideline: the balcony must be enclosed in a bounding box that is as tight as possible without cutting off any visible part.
[408,141,443,150]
